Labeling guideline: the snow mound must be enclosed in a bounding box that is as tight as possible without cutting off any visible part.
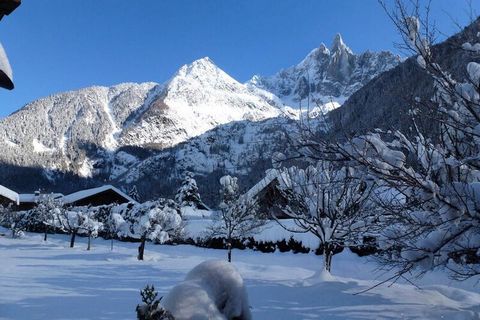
[301,269,336,285]
[161,260,251,320]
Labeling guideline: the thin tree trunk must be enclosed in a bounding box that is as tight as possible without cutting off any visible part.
[324,245,333,273]
[11,223,16,239]
[70,231,76,248]
[138,236,146,260]
[87,233,91,251]
[227,241,232,263]
[44,224,48,241]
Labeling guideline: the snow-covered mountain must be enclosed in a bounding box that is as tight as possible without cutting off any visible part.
[0,37,400,203]
[248,34,400,112]
[0,57,282,180]
[120,57,282,148]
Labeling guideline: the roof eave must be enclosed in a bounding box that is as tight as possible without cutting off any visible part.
[0,0,21,21]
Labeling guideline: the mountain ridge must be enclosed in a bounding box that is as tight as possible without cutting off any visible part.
[0,35,402,203]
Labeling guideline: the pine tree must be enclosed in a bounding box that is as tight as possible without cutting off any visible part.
[136,285,174,320]
[175,172,208,210]
[129,185,140,202]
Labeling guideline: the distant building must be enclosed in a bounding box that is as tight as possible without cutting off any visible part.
[0,184,136,210]
[63,185,136,207]
[0,184,19,207]
[245,170,296,219]
[17,192,63,211]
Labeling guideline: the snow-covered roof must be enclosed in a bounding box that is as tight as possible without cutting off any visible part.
[18,193,64,203]
[63,185,136,204]
[245,169,280,200]
[0,184,19,204]
[0,185,66,205]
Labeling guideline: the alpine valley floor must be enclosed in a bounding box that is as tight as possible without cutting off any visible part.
[0,229,479,320]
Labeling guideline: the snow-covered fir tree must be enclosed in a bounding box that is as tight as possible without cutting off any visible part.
[175,172,208,210]
[129,185,141,202]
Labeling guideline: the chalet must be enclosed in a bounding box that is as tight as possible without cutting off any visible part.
[17,192,63,211]
[0,185,64,210]
[0,184,136,210]
[63,185,136,207]
[245,170,295,219]
[0,184,19,207]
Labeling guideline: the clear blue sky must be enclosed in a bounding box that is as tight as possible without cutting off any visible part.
[0,0,477,118]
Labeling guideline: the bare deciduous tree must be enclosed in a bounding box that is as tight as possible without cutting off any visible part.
[287,0,480,280]
[273,162,374,272]
[208,175,266,263]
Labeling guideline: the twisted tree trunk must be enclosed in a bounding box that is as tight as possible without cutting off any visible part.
[323,243,333,273]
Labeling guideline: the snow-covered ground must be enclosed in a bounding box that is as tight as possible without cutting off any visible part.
[0,229,479,320]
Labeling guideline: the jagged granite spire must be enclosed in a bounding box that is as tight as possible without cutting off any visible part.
[247,34,400,109]
[331,33,353,55]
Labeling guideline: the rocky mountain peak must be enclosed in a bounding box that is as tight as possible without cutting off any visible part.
[179,57,217,75]
[247,34,400,109]
[168,56,238,93]
[331,33,353,55]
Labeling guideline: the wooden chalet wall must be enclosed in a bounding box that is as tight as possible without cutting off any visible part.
[255,179,291,219]
[0,194,16,208]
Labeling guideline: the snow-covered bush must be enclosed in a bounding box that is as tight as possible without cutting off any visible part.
[0,205,27,238]
[161,260,251,320]
[27,194,62,241]
[120,200,183,260]
[208,175,266,262]
[101,204,129,250]
[56,206,102,249]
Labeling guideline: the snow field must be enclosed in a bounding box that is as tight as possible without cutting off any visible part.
[0,229,479,320]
